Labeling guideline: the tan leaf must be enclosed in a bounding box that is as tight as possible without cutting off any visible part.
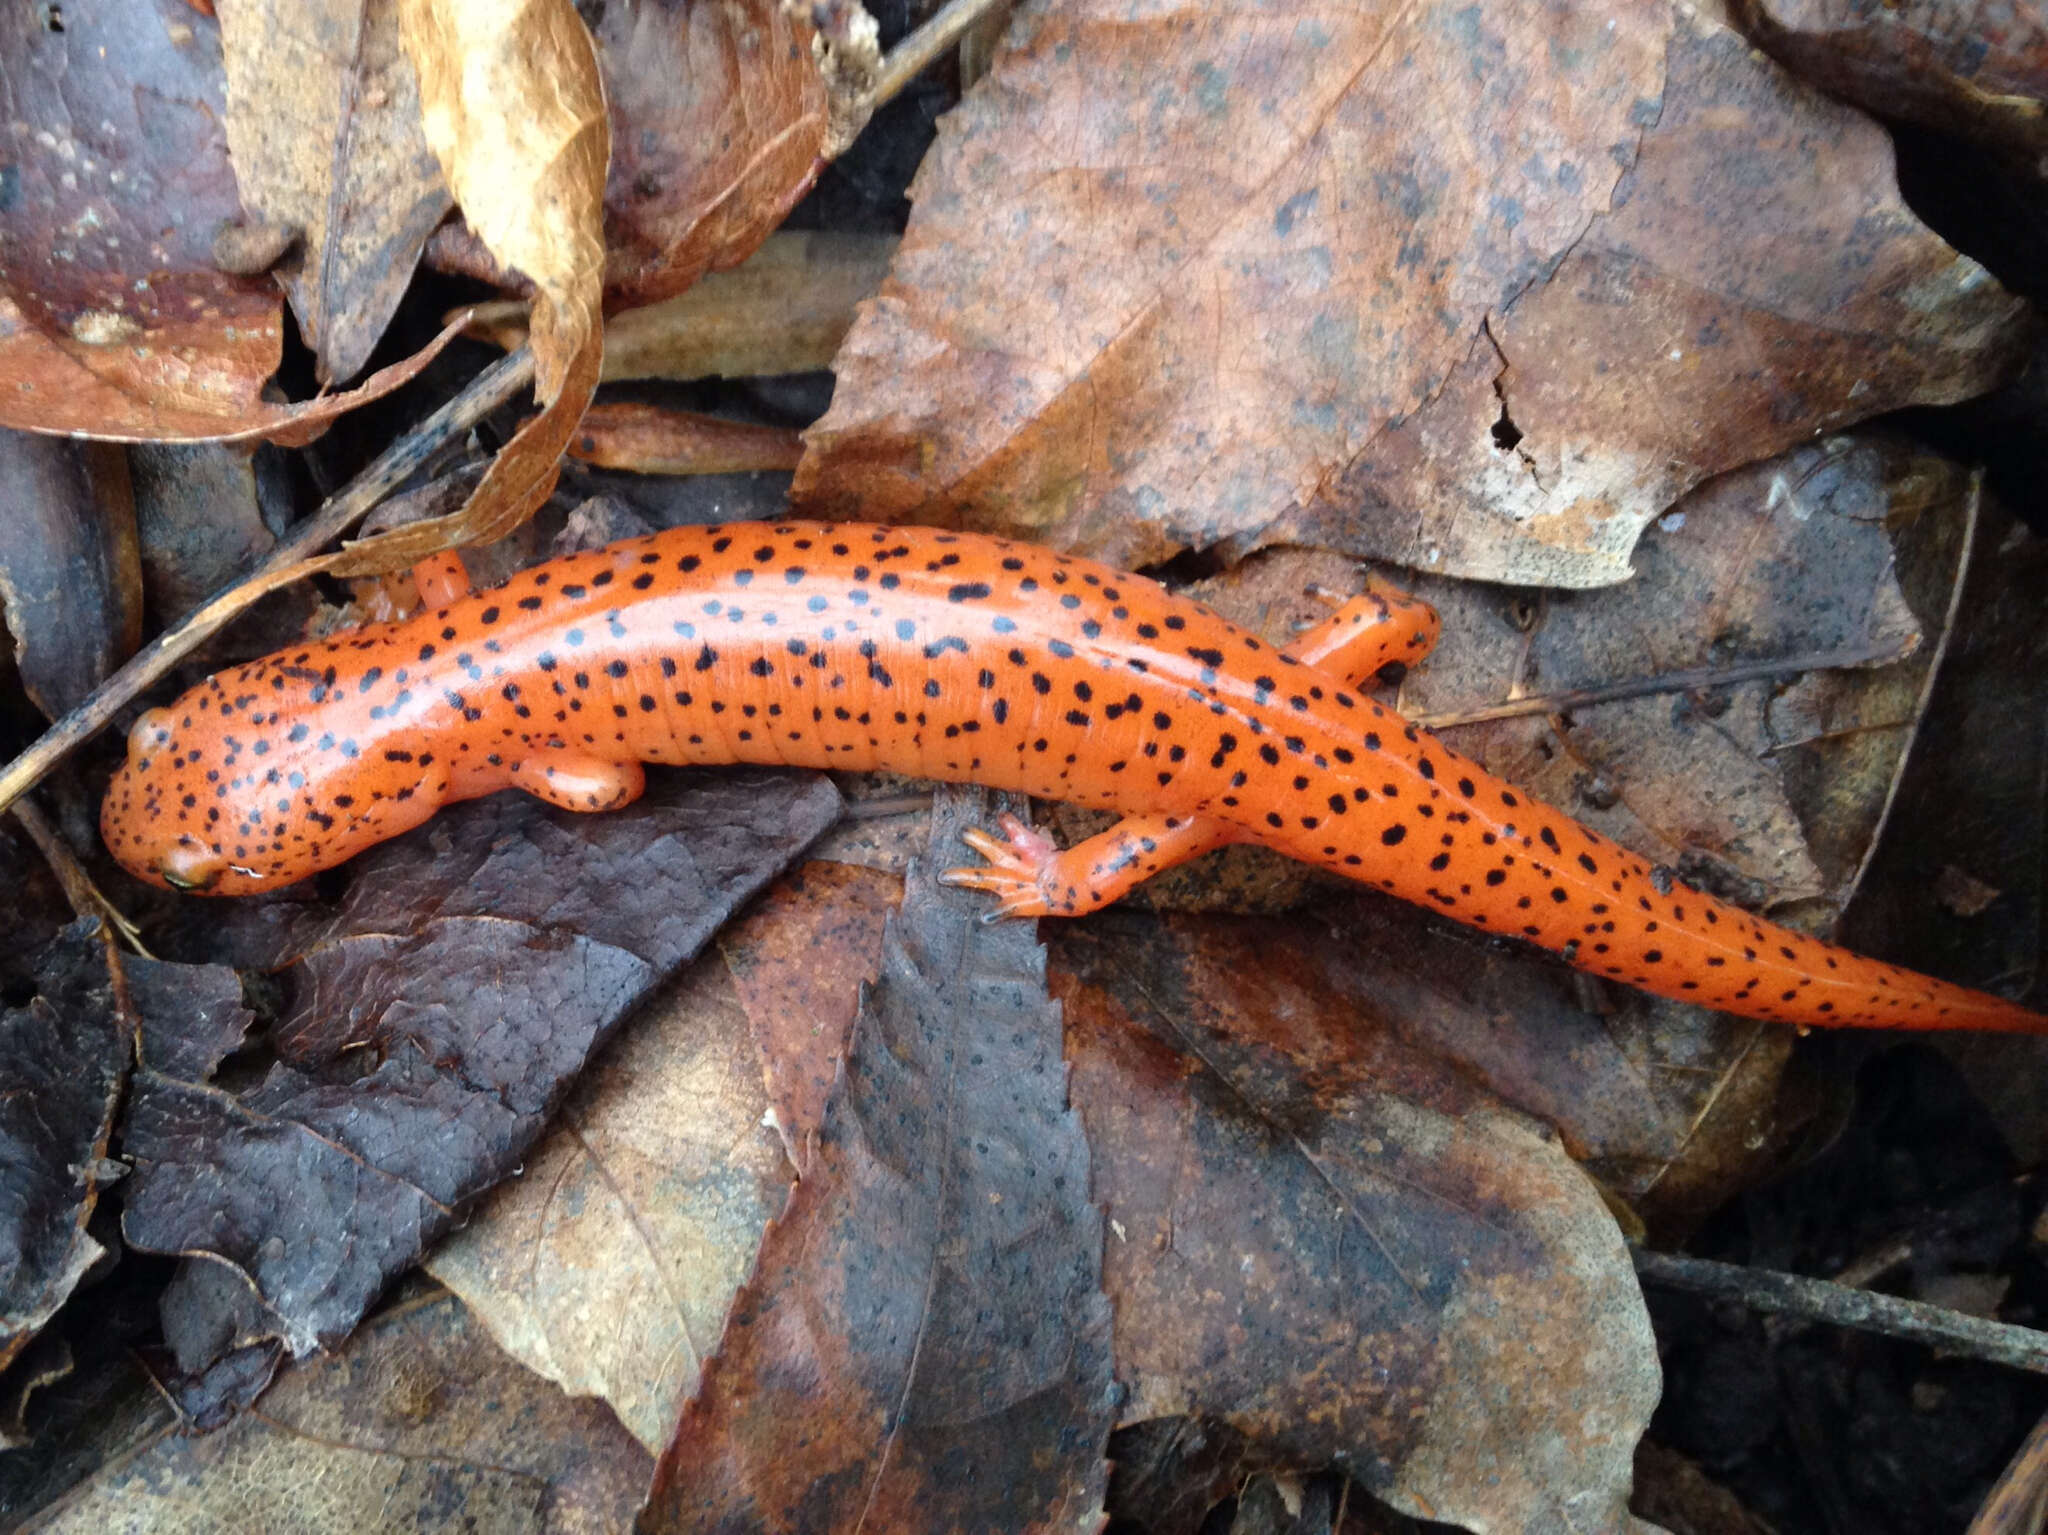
[427,955,792,1454]
[215,0,453,383]
[349,0,610,573]
[793,0,2024,587]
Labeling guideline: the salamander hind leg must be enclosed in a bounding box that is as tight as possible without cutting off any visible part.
[1291,579,1441,677]
[944,580,1438,922]
[507,753,646,812]
[941,812,1235,920]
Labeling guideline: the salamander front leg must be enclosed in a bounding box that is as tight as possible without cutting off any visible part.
[942,576,1440,919]
[411,551,474,610]
[506,753,646,812]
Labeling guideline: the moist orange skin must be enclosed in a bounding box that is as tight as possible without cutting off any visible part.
[102,520,2046,1034]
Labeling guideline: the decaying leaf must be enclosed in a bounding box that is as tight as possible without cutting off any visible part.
[0,923,127,1377]
[423,1,835,311]
[0,433,142,719]
[120,769,840,1419]
[426,950,793,1455]
[27,1292,651,1534]
[1050,913,1663,1534]
[0,0,457,441]
[796,0,2023,586]
[645,790,1117,1533]
[1732,0,2048,159]
[720,859,897,1168]
[215,0,453,383]
[342,0,609,572]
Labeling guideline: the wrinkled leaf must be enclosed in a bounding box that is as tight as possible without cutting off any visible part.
[0,922,127,1376]
[121,769,841,1419]
[29,1292,651,1534]
[0,432,141,718]
[645,790,1117,1533]
[796,0,2022,586]
[215,0,452,383]
[1051,912,1662,1534]
[427,949,793,1454]
[1733,0,2048,158]
[0,0,454,440]
[345,0,608,572]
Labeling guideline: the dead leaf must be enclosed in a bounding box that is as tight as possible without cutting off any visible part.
[644,789,1117,1533]
[1732,0,2048,159]
[1051,912,1663,1534]
[120,769,841,1420]
[215,0,453,383]
[0,434,141,719]
[0,922,127,1376]
[426,950,793,1455]
[344,0,609,573]
[561,402,804,475]
[795,0,2023,586]
[0,0,459,440]
[720,859,896,1168]
[588,0,832,309]
[27,1292,651,1534]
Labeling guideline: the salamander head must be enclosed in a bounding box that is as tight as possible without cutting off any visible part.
[101,694,444,895]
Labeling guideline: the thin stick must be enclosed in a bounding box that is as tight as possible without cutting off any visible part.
[1409,640,1915,732]
[1632,1246,2048,1375]
[0,347,535,821]
[866,0,1014,109]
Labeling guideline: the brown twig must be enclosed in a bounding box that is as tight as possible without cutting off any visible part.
[866,0,1014,109]
[0,346,535,822]
[1632,1246,2048,1375]
[1408,640,1916,732]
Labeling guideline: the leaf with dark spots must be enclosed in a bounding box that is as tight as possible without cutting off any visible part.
[25,1292,650,1533]
[643,788,1116,1533]
[0,921,128,1376]
[120,767,842,1412]
[718,858,897,1167]
[1048,911,1658,1533]
[795,0,2022,587]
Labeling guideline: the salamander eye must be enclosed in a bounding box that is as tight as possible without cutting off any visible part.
[127,706,175,761]
[159,838,222,893]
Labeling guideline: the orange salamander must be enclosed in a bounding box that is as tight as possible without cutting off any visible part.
[101,520,2045,1034]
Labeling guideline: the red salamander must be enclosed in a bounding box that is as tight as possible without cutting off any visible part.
[102,520,2045,1034]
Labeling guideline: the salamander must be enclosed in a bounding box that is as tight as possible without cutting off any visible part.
[101,520,2045,1034]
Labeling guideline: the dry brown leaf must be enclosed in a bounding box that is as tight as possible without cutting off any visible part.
[422,0,835,310]
[341,0,609,574]
[794,0,2023,587]
[425,951,792,1455]
[215,0,452,383]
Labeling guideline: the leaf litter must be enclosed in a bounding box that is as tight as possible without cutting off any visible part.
[795,0,2024,586]
[0,0,2040,1526]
